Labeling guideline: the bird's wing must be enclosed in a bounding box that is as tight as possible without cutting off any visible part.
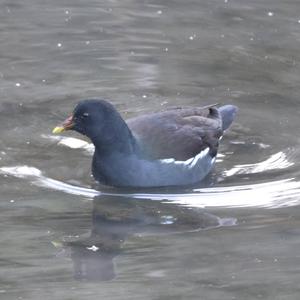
[126,106,223,161]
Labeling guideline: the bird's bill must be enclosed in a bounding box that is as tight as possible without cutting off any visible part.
[52,115,74,134]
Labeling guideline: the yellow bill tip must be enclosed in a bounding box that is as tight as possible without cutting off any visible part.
[52,126,65,134]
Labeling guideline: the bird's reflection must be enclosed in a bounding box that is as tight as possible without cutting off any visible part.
[65,195,234,281]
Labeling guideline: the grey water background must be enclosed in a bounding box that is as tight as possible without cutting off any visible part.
[1,0,300,299]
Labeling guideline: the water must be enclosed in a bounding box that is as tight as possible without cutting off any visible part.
[1,0,300,299]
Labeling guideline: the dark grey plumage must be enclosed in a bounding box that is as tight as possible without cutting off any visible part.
[58,99,238,187]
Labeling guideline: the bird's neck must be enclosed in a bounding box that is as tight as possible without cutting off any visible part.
[90,117,139,157]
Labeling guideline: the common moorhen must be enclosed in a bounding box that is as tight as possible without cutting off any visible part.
[53,99,237,187]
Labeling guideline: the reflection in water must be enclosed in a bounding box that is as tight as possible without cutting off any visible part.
[65,195,232,281]
[70,241,117,281]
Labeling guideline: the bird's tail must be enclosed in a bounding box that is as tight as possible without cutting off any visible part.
[218,105,238,130]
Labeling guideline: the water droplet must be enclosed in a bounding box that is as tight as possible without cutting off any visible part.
[65,10,69,15]
[268,12,274,17]
[86,245,99,252]
[189,34,196,40]
[10,200,15,203]
[164,47,168,52]
[142,95,147,98]
[57,43,62,48]
[85,41,90,45]
[157,10,162,15]
[42,79,46,83]
[298,19,300,23]
[15,83,21,87]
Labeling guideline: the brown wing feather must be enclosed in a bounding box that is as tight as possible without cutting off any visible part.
[127,106,222,160]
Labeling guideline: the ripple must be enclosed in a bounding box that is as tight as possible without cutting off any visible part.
[42,134,94,154]
[130,179,300,209]
[0,165,99,198]
[1,165,300,209]
[12,138,298,208]
[224,151,294,176]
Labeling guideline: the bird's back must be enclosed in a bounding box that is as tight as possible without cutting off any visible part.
[127,104,236,161]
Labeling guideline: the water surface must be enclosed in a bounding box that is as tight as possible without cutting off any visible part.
[1,0,300,299]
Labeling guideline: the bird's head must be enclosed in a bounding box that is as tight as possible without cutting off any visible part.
[53,99,118,137]
[53,99,136,153]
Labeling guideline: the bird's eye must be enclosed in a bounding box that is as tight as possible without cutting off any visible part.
[82,112,89,117]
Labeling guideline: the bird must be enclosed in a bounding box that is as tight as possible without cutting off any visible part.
[53,99,237,188]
